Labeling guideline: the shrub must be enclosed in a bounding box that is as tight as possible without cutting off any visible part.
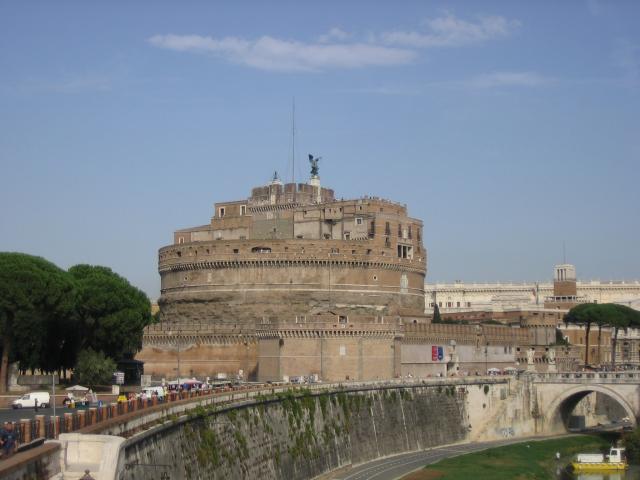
[73,348,116,388]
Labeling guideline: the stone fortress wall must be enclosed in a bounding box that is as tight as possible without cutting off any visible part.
[160,174,426,320]
[139,315,554,381]
[159,237,426,320]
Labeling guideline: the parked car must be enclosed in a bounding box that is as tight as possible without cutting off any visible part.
[141,386,165,400]
[12,391,50,409]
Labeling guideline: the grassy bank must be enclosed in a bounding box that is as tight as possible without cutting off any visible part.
[405,435,616,480]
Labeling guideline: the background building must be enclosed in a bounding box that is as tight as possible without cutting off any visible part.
[425,269,640,316]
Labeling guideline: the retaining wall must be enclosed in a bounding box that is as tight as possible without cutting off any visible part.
[121,385,470,480]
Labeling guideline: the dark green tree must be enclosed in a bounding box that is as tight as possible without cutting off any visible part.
[624,427,640,463]
[0,253,75,392]
[565,303,640,369]
[433,303,442,323]
[564,303,606,367]
[68,264,152,361]
[605,304,640,369]
[73,348,116,388]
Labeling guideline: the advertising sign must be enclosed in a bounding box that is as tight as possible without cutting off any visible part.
[437,346,444,361]
[432,346,438,362]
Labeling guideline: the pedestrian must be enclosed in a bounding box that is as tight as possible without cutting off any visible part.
[34,398,39,412]
[0,422,17,458]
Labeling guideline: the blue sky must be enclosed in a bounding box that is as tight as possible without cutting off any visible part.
[1,1,639,299]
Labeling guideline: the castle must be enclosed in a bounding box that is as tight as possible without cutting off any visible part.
[138,164,631,381]
[158,168,427,322]
[139,164,436,381]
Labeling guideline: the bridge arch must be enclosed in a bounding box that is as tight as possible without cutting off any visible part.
[544,384,637,432]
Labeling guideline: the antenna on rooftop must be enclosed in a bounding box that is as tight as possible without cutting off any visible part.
[291,97,296,193]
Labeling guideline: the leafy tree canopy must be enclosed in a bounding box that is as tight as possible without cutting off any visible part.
[0,253,75,390]
[565,303,640,328]
[73,348,116,388]
[0,254,153,392]
[68,264,152,360]
[565,303,640,367]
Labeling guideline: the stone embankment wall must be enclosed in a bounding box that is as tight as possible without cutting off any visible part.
[121,386,469,480]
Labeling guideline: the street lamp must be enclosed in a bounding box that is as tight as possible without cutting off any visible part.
[485,342,489,375]
[167,327,181,383]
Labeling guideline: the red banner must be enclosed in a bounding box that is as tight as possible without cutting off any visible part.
[432,346,438,361]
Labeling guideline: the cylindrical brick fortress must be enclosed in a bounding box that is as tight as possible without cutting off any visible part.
[158,238,426,321]
[158,175,426,323]
[141,174,428,381]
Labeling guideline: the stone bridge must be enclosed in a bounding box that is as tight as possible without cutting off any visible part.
[531,371,640,434]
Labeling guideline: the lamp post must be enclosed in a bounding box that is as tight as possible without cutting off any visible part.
[485,342,489,375]
[168,327,181,383]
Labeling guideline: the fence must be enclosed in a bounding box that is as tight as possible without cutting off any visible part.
[8,387,225,445]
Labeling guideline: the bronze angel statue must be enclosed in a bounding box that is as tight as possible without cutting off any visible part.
[308,154,321,176]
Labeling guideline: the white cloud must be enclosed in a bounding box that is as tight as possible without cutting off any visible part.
[148,34,415,72]
[467,71,552,88]
[148,14,521,73]
[381,13,520,48]
[318,27,351,43]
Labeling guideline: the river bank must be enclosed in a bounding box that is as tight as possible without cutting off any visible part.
[403,435,617,479]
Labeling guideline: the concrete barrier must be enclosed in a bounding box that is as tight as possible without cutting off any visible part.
[51,433,125,480]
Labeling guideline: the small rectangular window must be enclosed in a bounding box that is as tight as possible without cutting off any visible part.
[240,205,246,215]
[219,207,225,217]
[356,217,363,225]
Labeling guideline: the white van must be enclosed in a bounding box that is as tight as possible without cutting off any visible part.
[12,391,50,409]
[141,386,165,400]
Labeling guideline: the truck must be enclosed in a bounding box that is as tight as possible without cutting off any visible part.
[12,391,50,409]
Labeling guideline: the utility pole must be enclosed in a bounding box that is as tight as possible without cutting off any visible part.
[177,327,181,382]
[52,373,56,437]
[485,342,489,375]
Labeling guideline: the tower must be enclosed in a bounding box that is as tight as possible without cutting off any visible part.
[553,264,577,298]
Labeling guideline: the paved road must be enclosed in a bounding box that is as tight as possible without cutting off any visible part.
[0,407,83,423]
[333,437,550,480]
